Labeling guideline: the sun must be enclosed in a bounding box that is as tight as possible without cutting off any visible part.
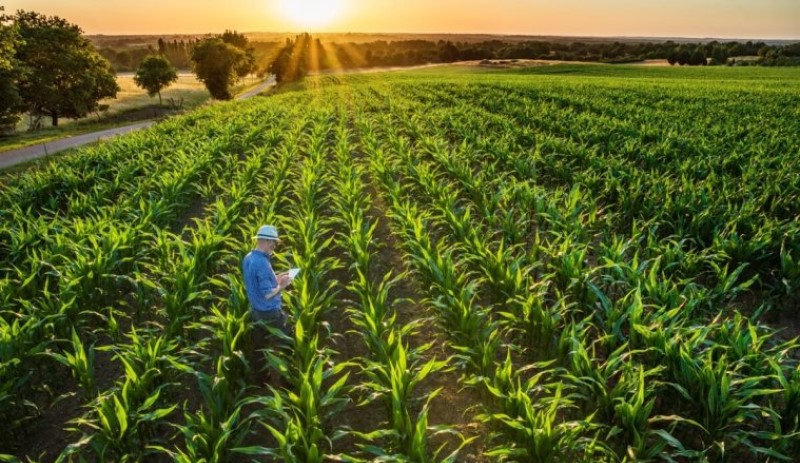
[277,0,346,30]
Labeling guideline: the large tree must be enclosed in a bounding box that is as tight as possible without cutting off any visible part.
[0,8,25,129]
[191,37,247,100]
[220,30,256,77]
[134,54,178,105]
[13,10,118,127]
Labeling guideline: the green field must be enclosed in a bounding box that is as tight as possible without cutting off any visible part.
[1,64,799,462]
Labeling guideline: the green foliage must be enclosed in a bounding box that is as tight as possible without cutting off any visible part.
[12,10,118,127]
[49,329,96,401]
[269,33,313,83]
[2,65,800,462]
[191,31,253,100]
[133,55,177,105]
[0,13,24,128]
[219,30,256,78]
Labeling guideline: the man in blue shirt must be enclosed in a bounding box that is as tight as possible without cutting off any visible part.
[242,225,294,343]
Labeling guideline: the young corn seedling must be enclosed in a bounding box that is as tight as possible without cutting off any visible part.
[607,364,693,462]
[60,385,177,462]
[48,328,96,401]
[769,360,800,458]
[159,354,254,463]
[667,347,782,461]
[249,355,352,463]
[60,331,187,462]
[481,381,605,462]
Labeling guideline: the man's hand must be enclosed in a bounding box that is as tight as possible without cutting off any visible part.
[277,273,293,289]
[265,273,293,301]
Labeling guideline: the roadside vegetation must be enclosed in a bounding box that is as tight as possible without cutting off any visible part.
[0,10,263,153]
[0,74,210,153]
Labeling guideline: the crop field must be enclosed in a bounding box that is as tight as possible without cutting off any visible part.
[1,64,799,462]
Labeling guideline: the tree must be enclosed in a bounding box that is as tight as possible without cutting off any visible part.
[0,8,25,129]
[269,34,312,83]
[189,30,254,100]
[191,37,245,100]
[689,48,706,66]
[134,55,177,105]
[676,47,690,65]
[220,30,256,78]
[439,40,459,62]
[12,10,118,127]
[667,52,678,65]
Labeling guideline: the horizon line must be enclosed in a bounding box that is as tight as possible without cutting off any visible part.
[84,30,800,42]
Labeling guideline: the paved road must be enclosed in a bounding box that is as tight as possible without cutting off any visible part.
[236,76,276,100]
[0,77,276,171]
[0,121,156,170]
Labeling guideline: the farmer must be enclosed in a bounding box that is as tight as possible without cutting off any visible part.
[242,225,294,348]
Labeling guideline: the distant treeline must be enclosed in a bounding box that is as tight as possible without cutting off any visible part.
[99,37,800,73]
[332,39,800,67]
[98,38,283,73]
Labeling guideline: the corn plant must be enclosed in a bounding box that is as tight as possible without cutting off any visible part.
[481,382,606,462]
[59,331,187,462]
[666,347,783,461]
[770,360,800,458]
[5,62,800,463]
[48,329,96,401]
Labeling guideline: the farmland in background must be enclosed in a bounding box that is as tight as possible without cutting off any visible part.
[1,64,799,462]
[13,74,209,131]
[0,74,266,154]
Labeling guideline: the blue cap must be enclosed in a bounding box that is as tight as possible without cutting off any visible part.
[255,225,279,241]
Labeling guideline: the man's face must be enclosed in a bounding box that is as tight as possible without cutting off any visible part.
[265,240,277,253]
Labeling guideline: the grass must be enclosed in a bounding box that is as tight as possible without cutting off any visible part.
[102,73,211,114]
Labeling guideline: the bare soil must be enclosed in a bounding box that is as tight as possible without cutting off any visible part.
[8,348,123,462]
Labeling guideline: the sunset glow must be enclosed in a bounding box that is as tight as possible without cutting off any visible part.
[2,0,798,39]
[277,0,347,29]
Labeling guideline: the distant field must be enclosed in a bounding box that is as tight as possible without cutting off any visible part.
[13,73,209,132]
[2,74,265,153]
[2,64,800,462]
[103,73,211,114]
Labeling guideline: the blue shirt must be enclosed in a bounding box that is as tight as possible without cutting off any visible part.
[242,249,280,312]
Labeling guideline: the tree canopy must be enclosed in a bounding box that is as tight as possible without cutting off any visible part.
[0,10,25,128]
[134,54,178,105]
[12,10,118,127]
[191,30,255,100]
[269,33,313,83]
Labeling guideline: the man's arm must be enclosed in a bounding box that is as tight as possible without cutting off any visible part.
[265,274,292,300]
[264,284,282,301]
[257,259,290,301]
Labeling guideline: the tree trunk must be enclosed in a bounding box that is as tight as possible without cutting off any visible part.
[51,111,59,127]
[158,91,162,106]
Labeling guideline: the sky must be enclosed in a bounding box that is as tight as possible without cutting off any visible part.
[3,0,799,40]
